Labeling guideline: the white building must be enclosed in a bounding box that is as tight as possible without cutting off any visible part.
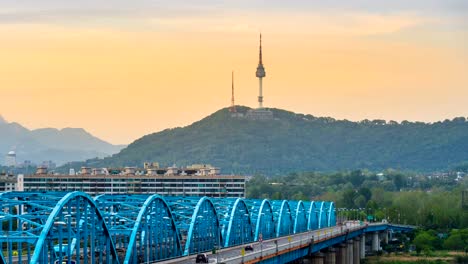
[5,150,17,167]
[0,173,23,192]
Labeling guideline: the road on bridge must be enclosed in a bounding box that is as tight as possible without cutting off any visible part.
[157,222,364,264]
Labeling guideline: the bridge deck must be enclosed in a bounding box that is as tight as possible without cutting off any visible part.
[157,222,383,264]
[157,222,414,264]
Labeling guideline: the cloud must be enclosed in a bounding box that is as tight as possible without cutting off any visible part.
[1,0,466,27]
[146,11,433,38]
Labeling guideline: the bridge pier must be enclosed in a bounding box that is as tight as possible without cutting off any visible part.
[384,230,389,244]
[336,244,347,264]
[325,248,336,264]
[372,232,380,252]
[347,240,354,264]
[353,238,360,264]
[313,252,325,264]
[360,235,366,259]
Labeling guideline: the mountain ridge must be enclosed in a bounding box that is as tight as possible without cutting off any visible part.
[0,118,125,166]
[65,106,468,174]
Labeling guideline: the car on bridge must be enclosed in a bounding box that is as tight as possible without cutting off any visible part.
[195,253,209,263]
[54,261,76,264]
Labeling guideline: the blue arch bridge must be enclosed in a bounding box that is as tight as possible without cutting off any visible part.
[0,192,413,264]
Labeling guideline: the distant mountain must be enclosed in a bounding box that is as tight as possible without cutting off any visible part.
[0,115,125,165]
[65,107,468,174]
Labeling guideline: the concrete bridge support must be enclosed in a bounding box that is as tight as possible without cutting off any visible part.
[353,238,360,264]
[325,248,336,264]
[360,235,366,259]
[313,252,325,264]
[336,244,347,264]
[384,230,389,244]
[372,232,380,252]
[347,240,354,264]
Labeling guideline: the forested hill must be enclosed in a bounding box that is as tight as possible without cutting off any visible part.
[73,107,468,174]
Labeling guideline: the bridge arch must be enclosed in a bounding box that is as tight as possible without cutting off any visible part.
[95,194,182,263]
[243,199,276,241]
[124,195,181,263]
[317,201,327,229]
[272,200,293,237]
[167,197,221,256]
[185,197,220,255]
[30,191,119,264]
[1,192,341,262]
[327,202,336,227]
[216,198,253,247]
[291,201,307,233]
[250,199,275,241]
[306,201,319,230]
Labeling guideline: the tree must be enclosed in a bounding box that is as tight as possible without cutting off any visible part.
[413,231,436,254]
[348,170,365,187]
[358,187,372,202]
[354,195,367,208]
[292,191,308,201]
[271,192,283,200]
[392,174,405,190]
[443,233,464,250]
[341,189,357,208]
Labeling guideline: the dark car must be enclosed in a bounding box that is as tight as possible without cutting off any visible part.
[195,253,208,263]
[244,245,254,251]
[54,261,76,264]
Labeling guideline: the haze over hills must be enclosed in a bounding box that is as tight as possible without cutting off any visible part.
[0,115,125,166]
[66,107,468,175]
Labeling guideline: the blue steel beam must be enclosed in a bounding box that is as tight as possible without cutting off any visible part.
[305,201,319,230]
[212,198,253,248]
[31,192,120,264]
[271,200,293,237]
[327,202,336,227]
[317,201,328,228]
[289,201,307,233]
[95,194,182,263]
[0,191,120,264]
[125,195,181,263]
[0,192,119,264]
[364,223,416,233]
[166,197,221,256]
[245,199,276,241]
[1,192,340,263]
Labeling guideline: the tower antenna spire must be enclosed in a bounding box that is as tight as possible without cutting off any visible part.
[230,71,236,113]
[259,33,263,65]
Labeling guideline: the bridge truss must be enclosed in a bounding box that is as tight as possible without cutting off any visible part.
[0,192,335,264]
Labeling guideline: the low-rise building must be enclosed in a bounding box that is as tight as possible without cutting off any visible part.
[20,163,245,197]
[0,173,23,192]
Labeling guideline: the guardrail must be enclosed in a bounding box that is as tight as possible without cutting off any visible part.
[157,222,415,264]
[227,224,364,264]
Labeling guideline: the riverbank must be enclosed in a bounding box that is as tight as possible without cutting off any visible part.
[364,251,468,264]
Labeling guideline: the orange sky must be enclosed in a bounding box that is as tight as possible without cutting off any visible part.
[0,3,467,144]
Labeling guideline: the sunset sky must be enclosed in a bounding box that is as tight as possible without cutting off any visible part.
[0,1,467,144]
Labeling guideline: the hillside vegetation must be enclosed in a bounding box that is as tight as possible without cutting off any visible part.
[71,107,468,174]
